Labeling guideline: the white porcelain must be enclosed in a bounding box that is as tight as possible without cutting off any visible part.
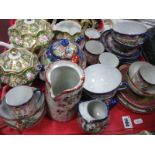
[99,52,119,68]
[85,28,101,39]
[128,61,149,79]
[78,99,108,134]
[85,40,104,55]
[45,60,85,122]
[52,20,81,36]
[140,64,155,85]
[113,21,147,35]
[5,86,33,106]
[84,64,122,94]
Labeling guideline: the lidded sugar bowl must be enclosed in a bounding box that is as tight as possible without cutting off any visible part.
[0,44,40,87]
[8,19,54,53]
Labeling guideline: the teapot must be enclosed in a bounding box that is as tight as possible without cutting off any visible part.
[0,41,40,87]
[8,19,54,53]
[45,60,85,122]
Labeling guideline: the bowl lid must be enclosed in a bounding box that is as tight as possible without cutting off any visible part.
[46,39,83,62]
[140,64,155,85]
[85,28,101,39]
[85,40,105,55]
[5,86,33,106]
[0,48,34,73]
[84,64,122,93]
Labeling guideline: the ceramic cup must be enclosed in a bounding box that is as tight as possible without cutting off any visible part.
[84,40,105,65]
[83,64,126,100]
[78,99,109,134]
[2,86,44,119]
[99,52,119,68]
[128,63,155,96]
[112,21,147,47]
[84,28,101,40]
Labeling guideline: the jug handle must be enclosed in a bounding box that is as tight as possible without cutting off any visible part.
[0,41,14,49]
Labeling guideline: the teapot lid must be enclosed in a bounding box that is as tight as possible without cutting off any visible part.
[46,39,81,62]
[0,48,34,73]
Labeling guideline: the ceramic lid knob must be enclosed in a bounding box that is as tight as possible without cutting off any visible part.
[60,39,69,47]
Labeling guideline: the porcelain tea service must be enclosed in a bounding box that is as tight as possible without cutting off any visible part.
[78,99,109,134]
[0,42,40,87]
[84,40,105,65]
[0,86,45,130]
[45,60,85,122]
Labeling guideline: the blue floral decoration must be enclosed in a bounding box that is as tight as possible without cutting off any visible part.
[60,39,69,47]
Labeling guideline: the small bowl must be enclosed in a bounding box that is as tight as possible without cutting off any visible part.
[112,21,147,47]
[85,28,101,40]
[84,40,105,65]
[84,64,124,100]
[99,52,119,68]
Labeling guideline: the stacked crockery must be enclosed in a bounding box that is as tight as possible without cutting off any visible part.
[101,21,148,64]
[0,86,45,130]
[117,62,155,114]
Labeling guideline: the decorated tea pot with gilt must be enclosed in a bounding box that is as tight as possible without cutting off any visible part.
[0,42,40,87]
[8,19,54,53]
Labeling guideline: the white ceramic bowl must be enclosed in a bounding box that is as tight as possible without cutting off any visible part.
[84,64,122,94]
[113,21,147,35]
[99,52,119,68]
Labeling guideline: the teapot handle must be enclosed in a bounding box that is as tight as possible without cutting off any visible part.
[0,41,14,49]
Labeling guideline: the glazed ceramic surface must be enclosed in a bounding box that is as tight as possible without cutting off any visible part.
[112,21,147,47]
[45,60,85,122]
[8,19,53,52]
[99,52,119,68]
[52,20,85,49]
[0,86,44,120]
[84,64,123,100]
[78,99,108,134]
[84,40,105,64]
[0,45,40,87]
[42,39,86,69]
[85,28,101,40]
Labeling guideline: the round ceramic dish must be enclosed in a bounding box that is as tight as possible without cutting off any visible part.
[85,28,101,40]
[84,40,105,64]
[112,21,147,47]
[83,64,125,100]
[78,99,109,134]
[99,52,119,68]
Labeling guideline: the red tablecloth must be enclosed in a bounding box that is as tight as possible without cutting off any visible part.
[0,83,155,135]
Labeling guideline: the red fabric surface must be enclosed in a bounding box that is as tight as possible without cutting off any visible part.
[0,19,155,135]
[0,84,155,135]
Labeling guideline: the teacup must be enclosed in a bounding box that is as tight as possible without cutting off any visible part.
[84,40,105,65]
[78,99,109,134]
[128,63,155,96]
[99,52,119,68]
[83,64,126,100]
[112,21,147,47]
[0,86,44,119]
[84,28,101,40]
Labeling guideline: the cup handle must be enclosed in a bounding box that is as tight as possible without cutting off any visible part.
[0,41,14,49]
[118,81,128,91]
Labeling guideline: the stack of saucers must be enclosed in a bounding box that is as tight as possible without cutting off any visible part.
[117,64,155,114]
[101,21,148,64]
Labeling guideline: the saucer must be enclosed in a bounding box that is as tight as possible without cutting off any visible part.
[118,64,155,111]
[101,30,141,62]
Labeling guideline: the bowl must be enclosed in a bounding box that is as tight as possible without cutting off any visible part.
[112,21,147,47]
[84,64,122,99]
